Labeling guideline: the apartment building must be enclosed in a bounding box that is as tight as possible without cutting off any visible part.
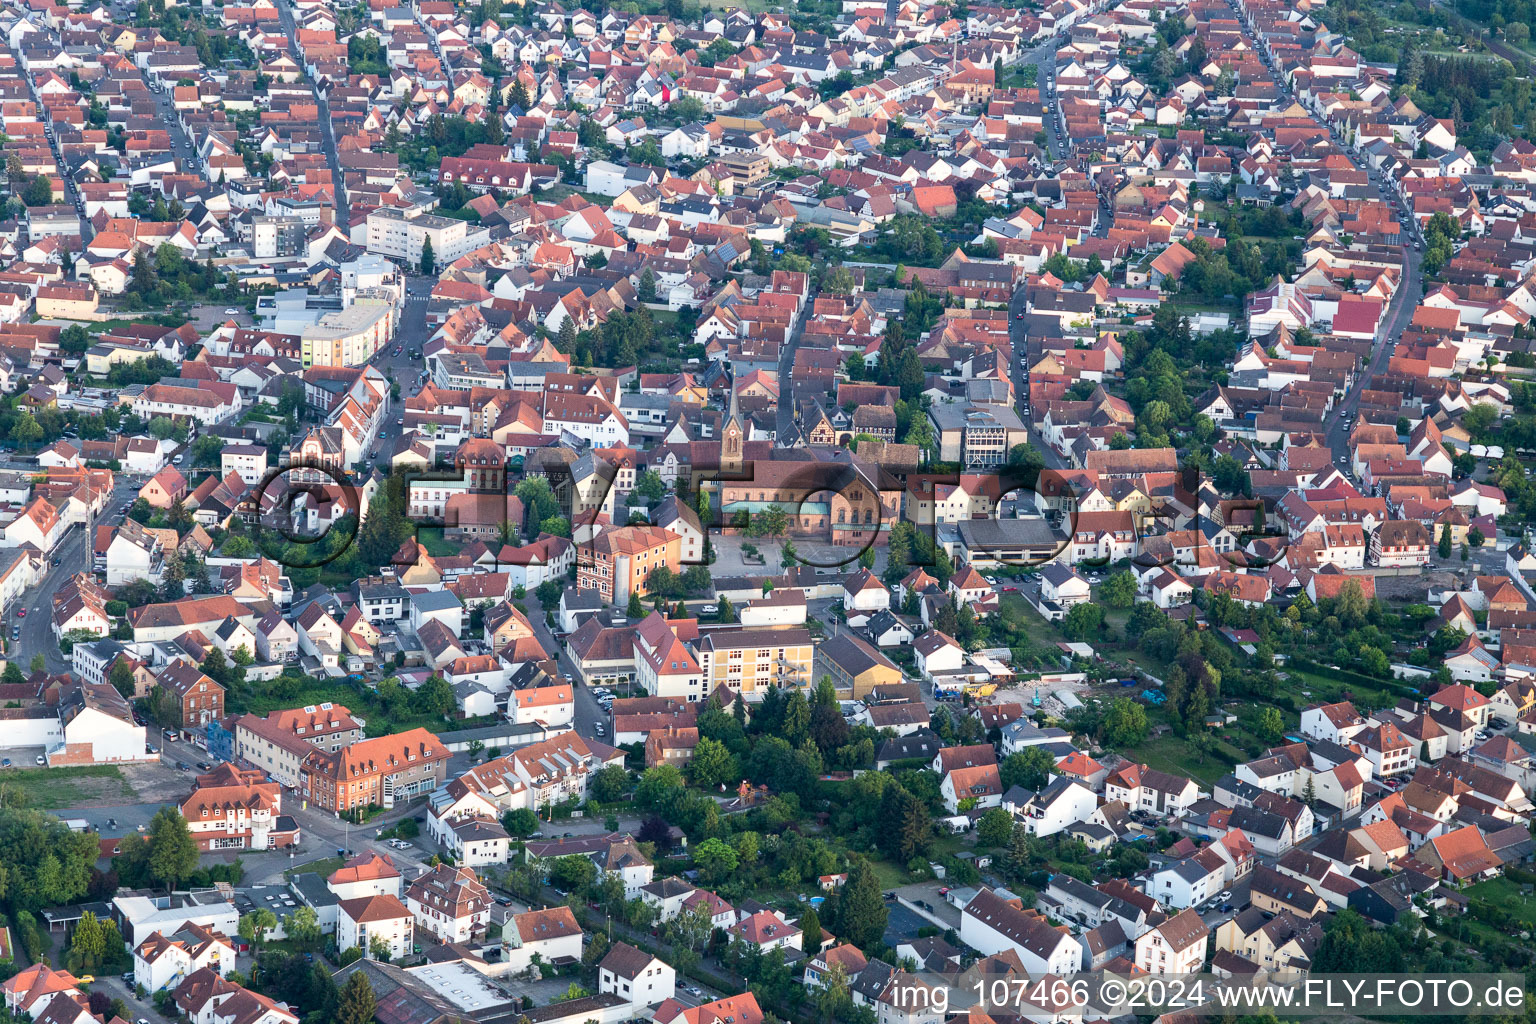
[299,728,450,814]
[577,525,681,603]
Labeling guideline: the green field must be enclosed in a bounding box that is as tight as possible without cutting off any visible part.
[5,765,135,808]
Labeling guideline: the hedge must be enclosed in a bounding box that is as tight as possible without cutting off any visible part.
[1286,657,1422,701]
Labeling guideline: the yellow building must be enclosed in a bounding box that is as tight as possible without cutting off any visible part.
[300,302,395,368]
[36,283,98,320]
[814,632,902,699]
[694,626,815,698]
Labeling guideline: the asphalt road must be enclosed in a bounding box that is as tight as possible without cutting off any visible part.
[1230,0,1426,466]
[776,285,817,438]
[271,0,350,223]
[22,69,89,242]
[15,477,137,674]
[1019,36,1066,161]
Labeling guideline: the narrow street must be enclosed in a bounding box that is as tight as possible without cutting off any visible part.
[775,286,817,438]
[1231,0,1425,459]
[15,478,137,673]
[270,0,349,222]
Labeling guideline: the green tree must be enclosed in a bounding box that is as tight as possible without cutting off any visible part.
[799,906,823,950]
[627,591,645,617]
[589,764,628,804]
[410,674,455,716]
[1000,747,1056,792]
[1102,697,1150,746]
[693,837,739,883]
[1438,520,1453,559]
[1256,707,1285,744]
[239,908,278,949]
[146,807,199,889]
[419,237,435,275]
[285,905,322,950]
[837,857,887,952]
[70,910,107,970]
[633,469,666,501]
[976,807,1013,846]
[686,736,739,788]
[336,970,378,1024]
[108,659,137,698]
[9,412,41,447]
[1061,602,1104,640]
[23,174,53,206]
[502,807,540,837]
[1098,570,1136,609]
[548,854,598,892]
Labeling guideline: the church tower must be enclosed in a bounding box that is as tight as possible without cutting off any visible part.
[722,369,744,470]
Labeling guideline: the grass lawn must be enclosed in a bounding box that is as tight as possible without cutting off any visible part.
[285,856,344,881]
[9,765,135,808]
[869,833,969,889]
[1466,878,1536,927]
[1119,732,1243,788]
[416,527,461,558]
[1279,668,1402,715]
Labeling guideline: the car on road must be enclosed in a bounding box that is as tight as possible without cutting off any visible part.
[701,604,718,615]
[177,762,191,771]
[1218,890,1232,901]
[0,758,10,768]
[1219,903,1234,913]
[197,762,212,771]
[34,755,45,765]
[224,308,240,316]
[14,609,22,618]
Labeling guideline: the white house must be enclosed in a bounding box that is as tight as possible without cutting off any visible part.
[598,941,676,1008]
[500,906,583,973]
[132,925,236,994]
[440,816,512,867]
[841,568,890,627]
[913,629,964,680]
[1145,847,1225,910]
[960,887,1084,975]
[1039,564,1091,608]
[1015,778,1099,837]
[336,894,414,961]
[939,763,1003,814]
[405,863,491,944]
[1133,909,1208,974]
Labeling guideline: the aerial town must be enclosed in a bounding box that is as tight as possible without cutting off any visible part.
[0,0,1532,1019]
